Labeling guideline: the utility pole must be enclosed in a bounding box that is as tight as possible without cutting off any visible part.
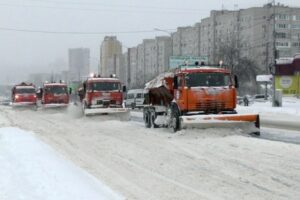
[271,0,277,107]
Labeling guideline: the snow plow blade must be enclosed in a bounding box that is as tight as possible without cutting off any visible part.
[11,102,37,107]
[84,107,129,115]
[84,107,130,121]
[42,104,69,109]
[181,113,260,134]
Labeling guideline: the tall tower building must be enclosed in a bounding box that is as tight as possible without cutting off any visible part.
[100,36,122,76]
[68,48,90,81]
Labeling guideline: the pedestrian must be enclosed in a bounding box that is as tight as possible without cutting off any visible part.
[243,96,249,106]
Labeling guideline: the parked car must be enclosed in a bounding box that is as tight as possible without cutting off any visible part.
[125,89,146,109]
[252,94,270,102]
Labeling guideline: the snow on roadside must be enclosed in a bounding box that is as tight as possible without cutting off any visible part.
[0,127,123,200]
[237,97,300,116]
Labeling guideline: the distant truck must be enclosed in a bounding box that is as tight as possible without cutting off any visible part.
[41,82,69,108]
[80,74,129,117]
[143,63,260,134]
[11,82,37,107]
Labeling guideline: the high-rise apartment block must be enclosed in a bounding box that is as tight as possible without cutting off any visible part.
[100,36,122,77]
[122,3,300,89]
[68,48,90,81]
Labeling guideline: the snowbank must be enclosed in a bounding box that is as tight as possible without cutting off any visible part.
[0,127,123,200]
[237,97,300,116]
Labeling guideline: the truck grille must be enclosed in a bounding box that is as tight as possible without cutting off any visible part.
[194,101,225,111]
[51,99,66,103]
[96,100,116,105]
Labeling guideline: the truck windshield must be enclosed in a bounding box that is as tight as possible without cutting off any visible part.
[90,82,120,91]
[15,88,35,94]
[186,73,230,87]
[45,86,68,94]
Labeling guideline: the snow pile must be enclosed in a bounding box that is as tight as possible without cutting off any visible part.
[236,97,300,131]
[144,72,174,89]
[237,97,300,116]
[0,127,123,200]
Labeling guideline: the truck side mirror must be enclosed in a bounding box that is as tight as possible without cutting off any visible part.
[122,86,127,92]
[173,76,178,89]
[234,75,239,88]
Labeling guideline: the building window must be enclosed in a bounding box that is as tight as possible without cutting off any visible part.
[276,41,290,47]
[295,16,300,21]
[293,42,300,47]
[276,14,289,20]
[292,24,300,29]
[276,24,290,29]
[276,32,287,38]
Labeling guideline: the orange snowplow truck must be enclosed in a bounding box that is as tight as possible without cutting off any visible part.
[11,82,37,107]
[80,74,129,116]
[143,64,260,135]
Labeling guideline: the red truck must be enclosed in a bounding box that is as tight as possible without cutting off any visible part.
[11,82,37,107]
[80,74,128,116]
[41,82,69,108]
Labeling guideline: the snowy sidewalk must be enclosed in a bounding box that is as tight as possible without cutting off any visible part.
[0,127,123,200]
[237,97,300,131]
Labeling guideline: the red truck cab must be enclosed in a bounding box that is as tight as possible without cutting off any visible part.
[80,75,128,115]
[84,77,124,108]
[42,83,69,107]
[11,83,37,106]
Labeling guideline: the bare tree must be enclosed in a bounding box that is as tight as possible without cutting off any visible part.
[216,32,258,94]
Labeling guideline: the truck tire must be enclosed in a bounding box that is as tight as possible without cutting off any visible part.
[171,107,180,132]
[251,131,260,136]
[131,103,136,110]
[144,111,151,128]
[151,112,159,128]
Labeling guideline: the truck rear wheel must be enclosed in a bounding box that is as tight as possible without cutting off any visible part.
[151,112,159,128]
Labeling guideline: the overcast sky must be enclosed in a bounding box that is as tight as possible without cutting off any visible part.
[0,0,299,84]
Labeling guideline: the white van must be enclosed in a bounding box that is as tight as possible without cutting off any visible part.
[125,89,146,109]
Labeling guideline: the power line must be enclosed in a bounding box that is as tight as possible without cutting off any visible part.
[0,27,175,35]
[26,0,210,12]
[0,2,208,14]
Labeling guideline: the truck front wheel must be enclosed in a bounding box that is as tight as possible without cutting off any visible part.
[144,111,151,128]
[170,107,180,132]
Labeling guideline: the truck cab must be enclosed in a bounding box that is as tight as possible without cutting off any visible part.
[11,83,37,106]
[172,67,237,114]
[42,83,69,107]
[81,75,128,115]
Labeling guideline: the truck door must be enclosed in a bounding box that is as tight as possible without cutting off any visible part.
[174,75,186,111]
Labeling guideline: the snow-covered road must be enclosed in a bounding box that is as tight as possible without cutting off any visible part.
[1,105,300,200]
